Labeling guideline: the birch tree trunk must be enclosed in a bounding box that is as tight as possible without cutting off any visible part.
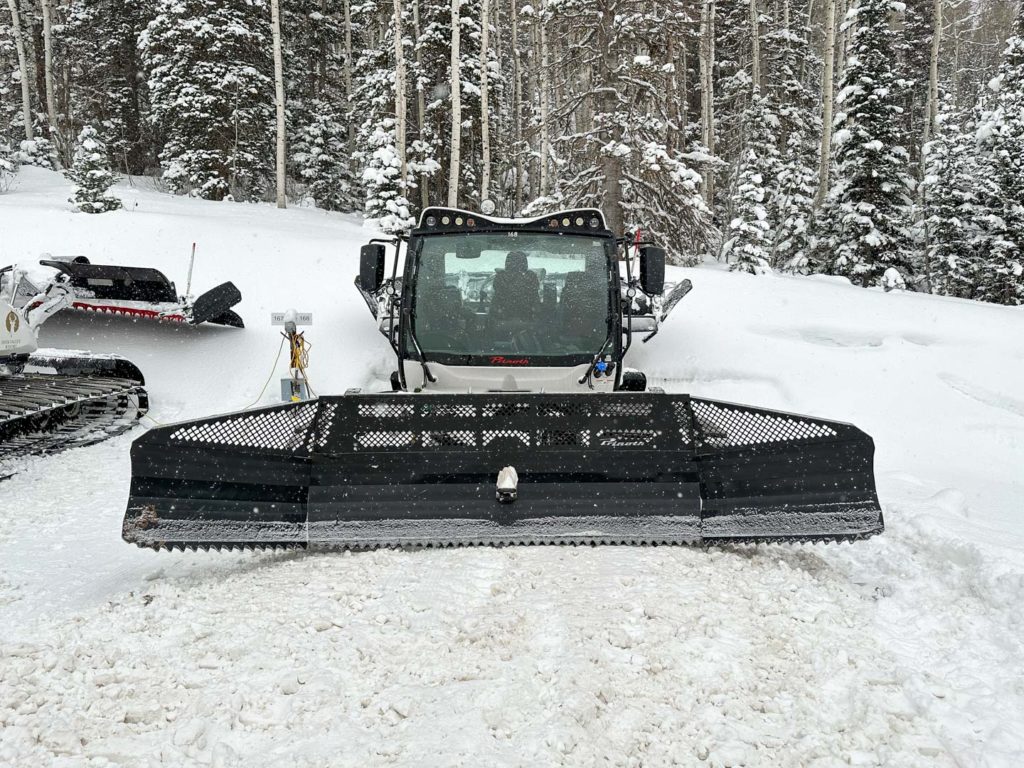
[7,0,34,141]
[412,0,429,208]
[922,0,942,148]
[344,0,355,152]
[447,0,461,206]
[511,0,524,212]
[40,0,59,158]
[749,0,761,92]
[393,0,408,202]
[815,0,837,206]
[479,0,491,201]
[538,0,550,200]
[270,0,287,208]
[699,0,716,206]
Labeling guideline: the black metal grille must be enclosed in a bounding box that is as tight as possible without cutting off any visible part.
[689,400,838,448]
[333,394,693,454]
[164,395,849,456]
[170,404,317,451]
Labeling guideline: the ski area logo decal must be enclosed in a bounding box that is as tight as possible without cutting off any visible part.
[490,356,530,366]
[4,311,19,333]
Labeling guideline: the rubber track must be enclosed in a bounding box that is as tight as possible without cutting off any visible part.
[131,529,879,553]
[1,374,145,476]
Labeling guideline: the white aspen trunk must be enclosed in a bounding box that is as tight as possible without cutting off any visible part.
[511,0,524,212]
[344,0,355,151]
[270,0,287,208]
[6,0,34,141]
[40,0,59,156]
[479,0,491,201]
[815,0,837,206]
[600,17,623,237]
[412,0,429,207]
[538,0,550,199]
[699,0,716,206]
[447,0,461,206]
[922,0,942,148]
[920,0,942,291]
[749,0,761,93]
[393,0,408,202]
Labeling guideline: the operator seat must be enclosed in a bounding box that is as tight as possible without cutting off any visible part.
[416,279,467,351]
[490,251,539,323]
[560,252,608,338]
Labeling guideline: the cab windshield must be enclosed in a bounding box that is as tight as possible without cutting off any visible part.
[410,231,612,362]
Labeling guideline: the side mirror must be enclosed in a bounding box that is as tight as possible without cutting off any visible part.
[639,246,665,295]
[359,244,386,293]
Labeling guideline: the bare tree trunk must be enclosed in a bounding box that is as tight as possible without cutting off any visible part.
[815,0,837,206]
[919,0,942,292]
[511,0,524,212]
[699,0,716,206]
[40,0,59,159]
[749,0,761,92]
[538,0,550,199]
[922,0,942,148]
[344,0,355,152]
[412,0,429,208]
[447,0,461,206]
[7,0,34,141]
[479,0,491,201]
[270,0,287,208]
[393,0,408,201]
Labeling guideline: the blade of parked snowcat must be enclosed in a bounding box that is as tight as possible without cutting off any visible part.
[123,393,883,550]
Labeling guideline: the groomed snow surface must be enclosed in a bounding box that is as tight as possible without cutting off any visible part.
[2,168,1023,767]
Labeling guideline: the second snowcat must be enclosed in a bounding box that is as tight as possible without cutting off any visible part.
[2,266,147,477]
[123,208,884,550]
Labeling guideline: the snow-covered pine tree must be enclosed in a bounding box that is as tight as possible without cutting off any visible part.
[722,93,779,273]
[0,140,16,190]
[281,0,360,211]
[66,125,122,213]
[64,0,156,175]
[764,1,820,272]
[921,103,987,298]
[819,0,915,287]
[16,138,59,170]
[352,0,414,232]
[974,10,1024,305]
[140,0,275,201]
[291,106,354,211]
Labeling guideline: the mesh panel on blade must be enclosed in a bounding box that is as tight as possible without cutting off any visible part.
[688,400,838,448]
[342,396,690,453]
[170,404,318,451]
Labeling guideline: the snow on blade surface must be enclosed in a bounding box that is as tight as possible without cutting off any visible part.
[2,168,1024,766]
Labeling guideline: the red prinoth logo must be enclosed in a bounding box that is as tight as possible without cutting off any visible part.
[490,356,530,366]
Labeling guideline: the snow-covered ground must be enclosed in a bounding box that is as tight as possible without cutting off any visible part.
[2,168,1023,766]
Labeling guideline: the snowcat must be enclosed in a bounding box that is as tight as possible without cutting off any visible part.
[1,265,148,476]
[6,256,244,327]
[123,208,884,550]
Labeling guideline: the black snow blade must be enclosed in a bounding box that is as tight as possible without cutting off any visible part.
[41,259,179,303]
[189,282,243,326]
[123,393,883,551]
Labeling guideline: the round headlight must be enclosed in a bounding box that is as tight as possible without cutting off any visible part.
[426,215,437,227]
[455,216,464,226]
[441,216,451,225]
[480,199,496,215]
[575,217,584,226]
[589,217,600,228]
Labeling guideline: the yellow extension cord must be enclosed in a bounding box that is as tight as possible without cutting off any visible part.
[141,331,312,428]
